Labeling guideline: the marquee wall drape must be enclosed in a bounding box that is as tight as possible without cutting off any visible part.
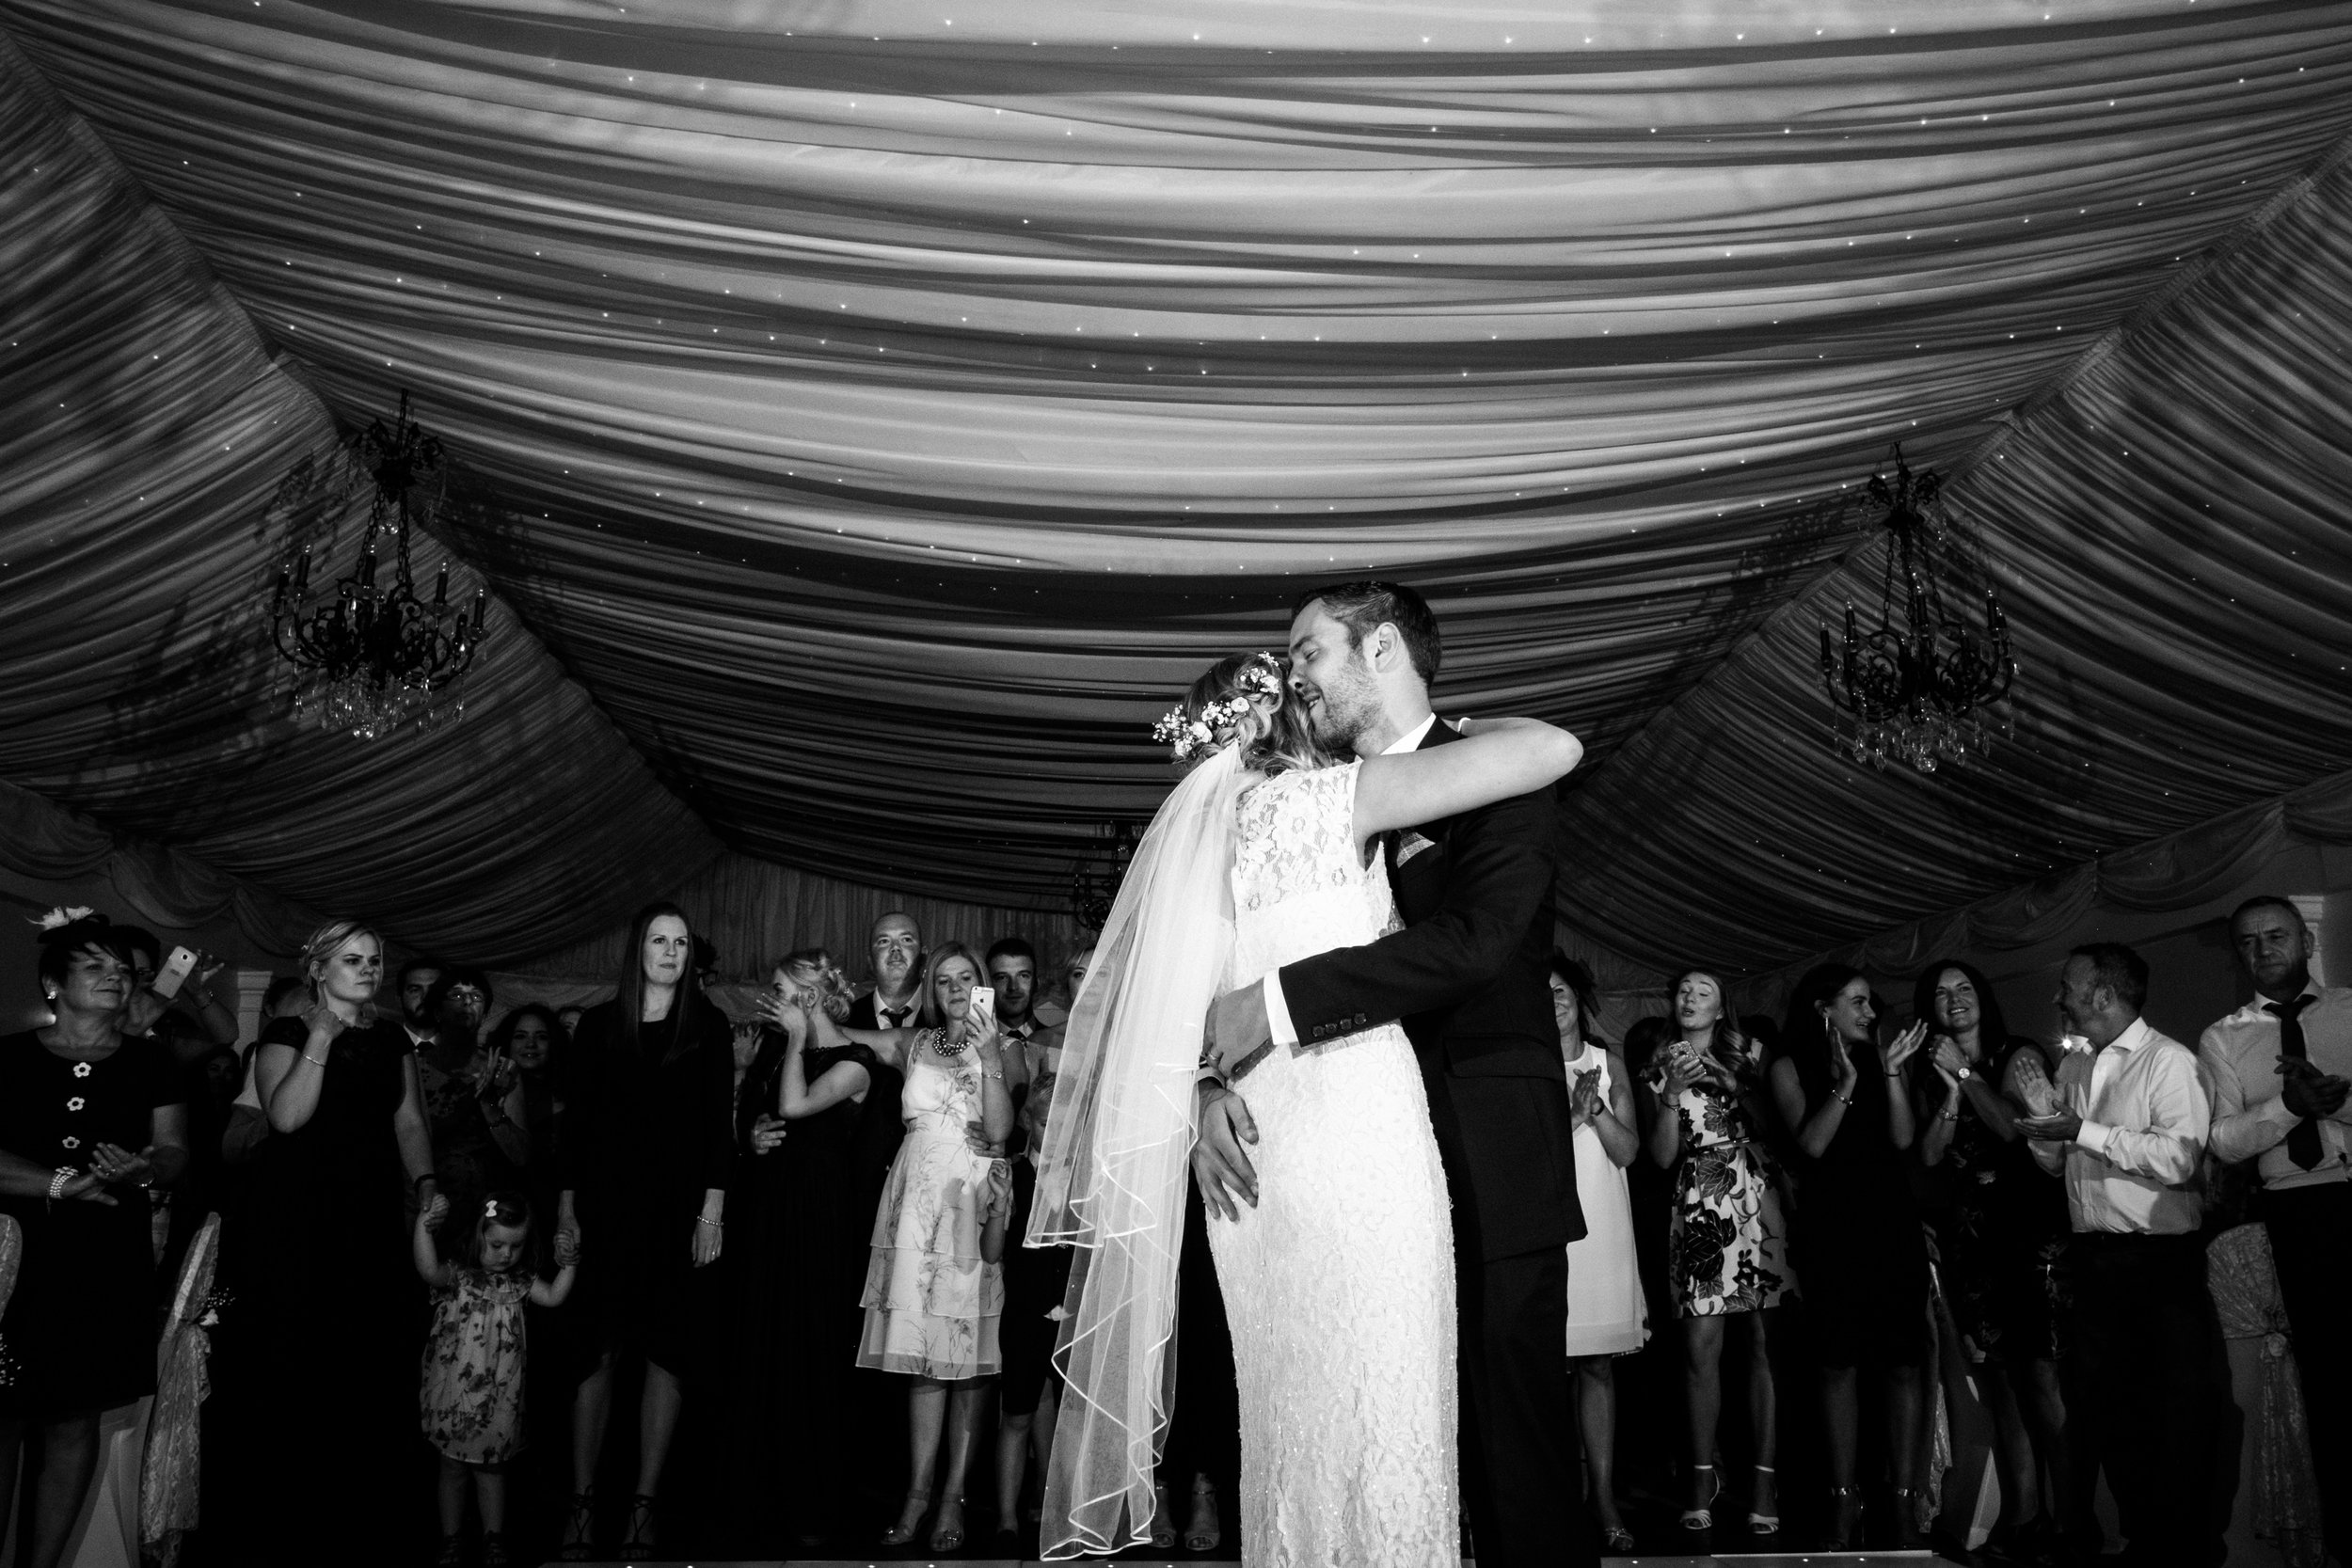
[3,0,2350,976]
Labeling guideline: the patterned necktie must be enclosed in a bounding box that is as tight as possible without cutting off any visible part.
[2266,996,2322,1170]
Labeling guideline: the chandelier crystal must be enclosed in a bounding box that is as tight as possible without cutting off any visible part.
[268,392,487,740]
[1817,447,2016,773]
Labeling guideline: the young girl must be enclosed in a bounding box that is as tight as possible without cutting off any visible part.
[415,1192,578,1567]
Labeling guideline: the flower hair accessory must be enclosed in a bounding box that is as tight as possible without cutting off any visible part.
[1150,653,1286,763]
[32,907,96,933]
[483,1199,501,1220]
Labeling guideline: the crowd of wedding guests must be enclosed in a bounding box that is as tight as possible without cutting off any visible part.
[0,893,2343,1568]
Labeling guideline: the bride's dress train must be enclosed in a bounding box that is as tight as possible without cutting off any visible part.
[1208,760,1459,1568]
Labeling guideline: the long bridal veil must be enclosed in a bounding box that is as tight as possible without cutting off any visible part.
[1027,742,1249,1560]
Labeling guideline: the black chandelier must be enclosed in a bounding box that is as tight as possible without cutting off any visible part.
[269,392,486,739]
[1817,447,2015,773]
[1070,820,1142,932]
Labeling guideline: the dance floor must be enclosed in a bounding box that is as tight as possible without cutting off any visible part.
[538,1553,1958,1566]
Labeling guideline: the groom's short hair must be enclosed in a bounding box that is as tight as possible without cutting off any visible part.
[1295,579,1441,686]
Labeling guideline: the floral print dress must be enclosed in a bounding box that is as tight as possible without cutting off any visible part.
[1647,1043,1795,1318]
[858,1034,1011,1379]
[420,1268,533,1463]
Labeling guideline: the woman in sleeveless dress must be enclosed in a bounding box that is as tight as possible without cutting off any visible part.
[1028,651,1581,1567]
[807,942,1019,1555]
[1549,953,1647,1552]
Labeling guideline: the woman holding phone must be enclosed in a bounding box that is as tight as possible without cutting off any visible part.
[1636,969,1790,1537]
[803,941,1020,1553]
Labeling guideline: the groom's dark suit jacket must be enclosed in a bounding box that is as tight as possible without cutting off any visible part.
[1276,718,1585,1261]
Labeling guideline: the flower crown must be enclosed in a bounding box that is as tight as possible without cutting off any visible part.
[32,906,96,933]
[1151,653,1286,763]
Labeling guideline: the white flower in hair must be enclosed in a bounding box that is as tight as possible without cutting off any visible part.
[33,906,95,931]
[1150,652,1287,762]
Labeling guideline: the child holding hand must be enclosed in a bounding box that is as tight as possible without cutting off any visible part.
[415,1192,578,1567]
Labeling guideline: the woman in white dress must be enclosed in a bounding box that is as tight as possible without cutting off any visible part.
[1551,953,1648,1554]
[1028,651,1582,1568]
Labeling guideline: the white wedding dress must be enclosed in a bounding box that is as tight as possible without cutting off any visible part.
[1207,760,1460,1568]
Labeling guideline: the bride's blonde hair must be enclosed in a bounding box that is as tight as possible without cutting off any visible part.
[1181,653,1335,777]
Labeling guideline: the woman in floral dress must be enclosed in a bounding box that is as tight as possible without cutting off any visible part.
[1637,969,1792,1536]
[814,941,1017,1554]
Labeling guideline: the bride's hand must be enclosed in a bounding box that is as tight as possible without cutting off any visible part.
[1192,1082,1261,1221]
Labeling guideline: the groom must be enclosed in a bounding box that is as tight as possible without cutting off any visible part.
[1198,580,1591,1568]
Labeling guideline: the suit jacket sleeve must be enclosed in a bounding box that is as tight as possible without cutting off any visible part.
[1276,784,1556,1052]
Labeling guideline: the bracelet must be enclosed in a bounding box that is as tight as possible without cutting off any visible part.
[1941,1105,1962,1121]
[1833,1090,1854,1106]
[694,1215,723,1228]
[49,1165,74,1200]
[979,1064,1005,1081]
[412,1173,437,1192]
[1884,1069,1903,1078]
[303,1052,327,1066]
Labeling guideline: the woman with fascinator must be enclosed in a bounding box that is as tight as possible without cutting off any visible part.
[1027,651,1581,1567]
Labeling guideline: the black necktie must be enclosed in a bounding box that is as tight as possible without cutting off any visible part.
[881,1004,910,1027]
[2267,996,2322,1170]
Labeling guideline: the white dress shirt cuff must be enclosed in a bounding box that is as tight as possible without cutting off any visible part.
[2076,1119,2114,1159]
[1263,970,1299,1050]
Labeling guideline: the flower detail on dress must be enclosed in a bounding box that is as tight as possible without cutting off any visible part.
[72,1062,92,1078]
[66,1097,86,1113]
[60,1135,80,1150]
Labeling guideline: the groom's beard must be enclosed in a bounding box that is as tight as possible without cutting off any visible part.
[1305,673,1382,752]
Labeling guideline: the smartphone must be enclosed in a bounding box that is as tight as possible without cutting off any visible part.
[969,985,995,1018]
[152,945,199,1000]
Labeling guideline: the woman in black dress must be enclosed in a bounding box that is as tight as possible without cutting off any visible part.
[0,913,187,1568]
[1911,958,2078,1555]
[721,954,881,1548]
[242,917,440,1567]
[554,902,735,1561]
[1769,964,1930,1548]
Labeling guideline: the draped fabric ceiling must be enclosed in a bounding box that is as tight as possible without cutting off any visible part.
[3,0,2350,977]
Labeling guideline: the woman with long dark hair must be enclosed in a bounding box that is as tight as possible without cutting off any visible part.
[554,903,736,1561]
[0,912,188,1568]
[1769,965,1930,1548]
[1911,958,2077,1556]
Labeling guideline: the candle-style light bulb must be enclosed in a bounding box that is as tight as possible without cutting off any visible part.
[433,562,449,610]
[294,545,311,592]
[470,587,486,635]
[273,561,292,614]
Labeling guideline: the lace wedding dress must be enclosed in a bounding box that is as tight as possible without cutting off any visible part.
[1208,760,1459,1568]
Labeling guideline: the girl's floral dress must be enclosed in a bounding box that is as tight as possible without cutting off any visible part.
[420,1268,532,1463]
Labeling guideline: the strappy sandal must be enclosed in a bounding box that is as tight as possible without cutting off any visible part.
[1601,1524,1637,1553]
[480,1531,513,1568]
[1747,1463,1781,1536]
[1185,1479,1223,1552]
[930,1495,967,1553]
[1679,1463,1722,1531]
[619,1492,657,1561]
[881,1488,931,1547]
[434,1534,466,1568]
[558,1487,597,1560]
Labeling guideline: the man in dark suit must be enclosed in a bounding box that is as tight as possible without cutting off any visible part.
[1200,580,1590,1568]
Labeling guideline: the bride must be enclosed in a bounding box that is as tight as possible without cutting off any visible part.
[1028,650,1581,1566]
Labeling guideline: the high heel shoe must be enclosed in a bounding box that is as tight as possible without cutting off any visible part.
[930,1495,968,1553]
[881,1488,931,1547]
[558,1487,597,1561]
[1152,1482,1179,1549]
[1679,1463,1722,1531]
[1600,1523,1637,1554]
[1823,1485,1861,1550]
[1185,1479,1223,1553]
[1747,1463,1781,1536]
[1889,1484,1925,1548]
[619,1493,658,1561]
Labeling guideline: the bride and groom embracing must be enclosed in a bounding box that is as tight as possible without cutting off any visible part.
[1028,581,1597,1568]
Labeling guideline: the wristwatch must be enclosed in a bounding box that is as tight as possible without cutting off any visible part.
[1956,1066,1975,1083]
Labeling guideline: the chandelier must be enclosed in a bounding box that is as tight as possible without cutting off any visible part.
[1070,820,1141,931]
[268,392,487,739]
[1817,447,2015,773]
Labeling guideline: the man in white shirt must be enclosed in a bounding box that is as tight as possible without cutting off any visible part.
[845,911,923,1032]
[2200,895,2351,1556]
[2019,942,2217,1568]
